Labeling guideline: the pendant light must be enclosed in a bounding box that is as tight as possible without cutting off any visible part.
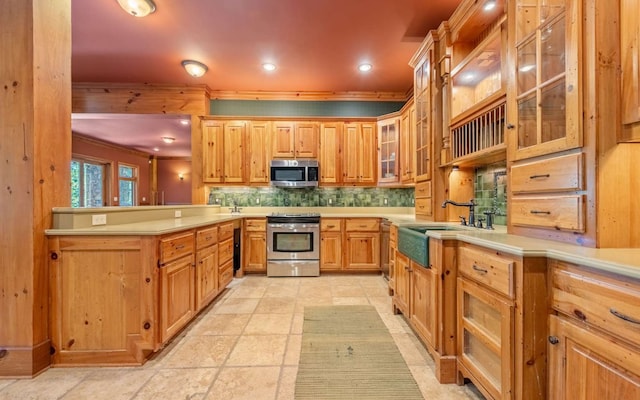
[116,0,156,17]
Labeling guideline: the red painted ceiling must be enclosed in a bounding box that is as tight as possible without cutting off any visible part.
[72,0,461,93]
[71,0,461,157]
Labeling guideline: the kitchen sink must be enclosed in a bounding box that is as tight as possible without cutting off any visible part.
[397,225,461,267]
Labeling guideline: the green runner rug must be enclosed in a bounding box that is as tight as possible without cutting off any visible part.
[295,305,424,400]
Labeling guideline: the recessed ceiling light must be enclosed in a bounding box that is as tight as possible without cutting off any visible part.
[162,137,175,144]
[181,60,208,78]
[116,0,156,17]
[262,63,277,71]
[358,63,373,72]
[153,147,160,152]
[179,119,190,125]
[483,0,497,11]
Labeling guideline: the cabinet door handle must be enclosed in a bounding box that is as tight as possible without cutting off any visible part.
[530,210,551,215]
[327,225,335,228]
[610,308,640,324]
[529,174,550,179]
[472,264,488,274]
[175,244,185,250]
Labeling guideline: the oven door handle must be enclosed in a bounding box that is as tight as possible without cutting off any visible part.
[268,224,296,230]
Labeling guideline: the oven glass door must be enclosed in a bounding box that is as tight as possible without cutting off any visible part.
[271,167,306,182]
[267,224,319,260]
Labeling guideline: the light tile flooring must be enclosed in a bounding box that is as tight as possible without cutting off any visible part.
[0,274,484,400]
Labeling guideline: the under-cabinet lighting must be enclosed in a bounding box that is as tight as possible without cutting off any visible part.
[179,119,190,125]
[116,0,156,17]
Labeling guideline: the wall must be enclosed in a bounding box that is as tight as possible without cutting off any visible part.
[157,158,192,205]
[210,99,405,117]
[473,162,507,226]
[208,187,414,208]
[72,134,151,206]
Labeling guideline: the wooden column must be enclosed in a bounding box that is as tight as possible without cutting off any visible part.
[0,0,72,377]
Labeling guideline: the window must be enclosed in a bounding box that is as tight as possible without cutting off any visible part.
[71,158,107,207]
[118,163,138,206]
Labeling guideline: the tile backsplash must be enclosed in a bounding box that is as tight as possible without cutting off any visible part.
[208,187,415,208]
[474,162,507,226]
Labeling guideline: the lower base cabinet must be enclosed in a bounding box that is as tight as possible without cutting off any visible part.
[549,260,640,399]
[410,264,437,354]
[48,221,237,366]
[159,255,195,344]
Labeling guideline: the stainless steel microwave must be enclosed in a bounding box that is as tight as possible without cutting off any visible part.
[270,159,319,188]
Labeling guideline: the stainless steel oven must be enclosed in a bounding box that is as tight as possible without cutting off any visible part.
[266,213,320,277]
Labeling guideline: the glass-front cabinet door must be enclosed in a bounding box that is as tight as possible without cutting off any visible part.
[509,0,581,160]
[415,53,432,182]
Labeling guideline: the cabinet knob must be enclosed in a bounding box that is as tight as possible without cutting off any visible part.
[506,123,515,129]
[548,336,559,345]
[143,322,151,330]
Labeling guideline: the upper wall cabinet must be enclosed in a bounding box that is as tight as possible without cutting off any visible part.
[377,115,400,185]
[507,0,582,161]
[272,121,319,159]
[620,0,640,142]
[202,120,246,183]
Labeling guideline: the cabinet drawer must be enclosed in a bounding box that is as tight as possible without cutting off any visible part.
[551,262,640,346]
[415,198,432,215]
[511,153,583,193]
[218,237,234,264]
[196,226,218,249]
[415,181,432,198]
[321,219,342,232]
[218,222,235,241]
[219,259,234,289]
[458,244,514,298]
[345,218,379,232]
[245,218,266,231]
[160,232,194,264]
[511,195,585,232]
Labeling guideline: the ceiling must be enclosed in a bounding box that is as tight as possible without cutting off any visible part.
[70,0,462,157]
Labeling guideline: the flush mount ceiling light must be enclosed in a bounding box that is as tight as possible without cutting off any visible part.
[262,63,277,71]
[116,0,156,17]
[358,63,373,72]
[483,0,497,11]
[161,136,175,144]
[181,60,208,78]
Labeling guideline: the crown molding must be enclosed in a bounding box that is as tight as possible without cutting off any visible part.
[208,90,410,102]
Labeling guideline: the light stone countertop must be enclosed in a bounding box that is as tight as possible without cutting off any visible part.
[45,206,640,280]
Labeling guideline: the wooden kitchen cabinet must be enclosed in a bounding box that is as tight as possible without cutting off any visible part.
[49,236,158,365]
[247,121,272,184]
[548,260,640,399]
[393,252,411,315]
[344,218,380,271]
[377,115,400,185]
[320,218,343,271]
[508,0,581,161]
[319,122,343,185]
[456,242,547,400]
[243,218,266,273]
[388,224,398,295]
[400,100,415,184]
[195,226,218,311]
[343,122,377,185]
[202,120,246,183]
[218,222,235,287]
[272,121,318,158]
[159,231,195,344]
[410,263,437,348]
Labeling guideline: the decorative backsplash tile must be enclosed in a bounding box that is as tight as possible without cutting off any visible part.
[474,162,507,226]
[208,187,415,207]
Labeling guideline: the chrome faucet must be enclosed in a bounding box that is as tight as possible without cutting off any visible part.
[441,199,476,227]
[229,202,242,214]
